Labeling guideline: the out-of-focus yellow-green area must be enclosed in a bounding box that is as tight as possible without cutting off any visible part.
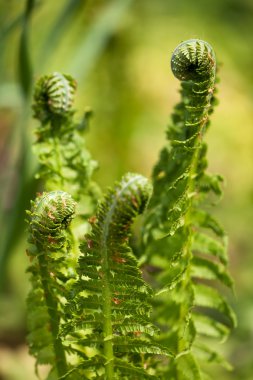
[0,0,252,379]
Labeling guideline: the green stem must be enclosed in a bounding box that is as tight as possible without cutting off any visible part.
[38,253,68,377]
[175,79,214,372]
[176,135,202,355]
[52,127,64,189]
[68,228,80,261]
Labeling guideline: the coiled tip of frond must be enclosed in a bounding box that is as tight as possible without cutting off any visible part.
[33,72,77,122]
[95,173,152,241]
[29,191,76,248]
[119,173,153,215]
[171,39,216,81]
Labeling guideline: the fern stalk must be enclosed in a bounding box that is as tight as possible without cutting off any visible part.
[100,216,114,378]
[173,46,215,353]
[37,253,68,376]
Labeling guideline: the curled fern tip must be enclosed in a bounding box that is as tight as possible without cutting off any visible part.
[29,191,76,248]
[171,39,216,81]
[33,72,77,122]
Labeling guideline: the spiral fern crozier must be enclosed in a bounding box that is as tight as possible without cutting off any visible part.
[30,191,76,250]
[171,39,216,81]
[33,72,77,123]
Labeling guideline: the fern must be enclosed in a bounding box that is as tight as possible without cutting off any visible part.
[142,39,236,378]
[26,191,76,377]
[32,72,100,206]
[25,39,235,379]
[62,173,171,379]
[26,73,100,378]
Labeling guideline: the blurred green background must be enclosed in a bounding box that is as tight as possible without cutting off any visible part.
[0,0,253,379]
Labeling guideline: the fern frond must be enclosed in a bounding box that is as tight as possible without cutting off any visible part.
[26,191,76,378]
[32,72,100,207]
[63,173,171,379]
[142,39,235,378]
[27,73,102,377]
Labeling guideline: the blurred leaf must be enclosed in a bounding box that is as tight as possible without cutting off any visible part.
[193,342,233,371]
[0,145,38,290]
[0,1,40,41]
[18,0,36,97]
[176,353,202,380]
[191,256,233,288]
[193,283,237,328]
[68,0,133,80]
[39,0,86,65]
[193,232,228,265]
[193,314,230,342]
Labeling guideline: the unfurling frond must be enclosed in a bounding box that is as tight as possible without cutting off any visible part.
[32,72,100,205]
[27,72,100,379]
[33,72,77,123]
[29,191,76,249]
[26,191,76,378]
[142,39,235,378]
[25,42,235,380]
[63,173,171,379]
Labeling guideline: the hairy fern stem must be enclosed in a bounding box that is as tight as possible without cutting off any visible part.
[101,208,115,379]
[176,82,214,354]
[37,252,68,377]
[52,128,64,188]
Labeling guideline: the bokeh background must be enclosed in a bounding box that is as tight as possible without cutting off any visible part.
[0,0,253,379]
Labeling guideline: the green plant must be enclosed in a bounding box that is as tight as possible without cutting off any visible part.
[26,191,76,377]
[141,38,236,379]
[26,39,235,379]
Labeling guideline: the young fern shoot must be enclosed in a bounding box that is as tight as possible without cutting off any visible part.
[142,39,236,378]
[63,173,171,379]
[26,73,100,378]
[33,72,100,206]
[26,191,76,377]
[25,41,236,380]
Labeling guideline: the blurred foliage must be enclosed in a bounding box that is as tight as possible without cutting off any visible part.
[0,0,252,379]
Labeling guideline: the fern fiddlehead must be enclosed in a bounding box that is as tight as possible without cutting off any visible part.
[26,191,76,377]
[142,39,235,378]
[63,173,170,379]
[30,191,76,248]
[33,72,77,123]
